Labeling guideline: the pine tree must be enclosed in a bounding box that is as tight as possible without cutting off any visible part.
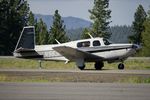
[28,11,35,26]
[35,18,49,45]
[89,0,111,38]
[49,10,69,44]
[141,10,150,56]
[129,5,147,44]
[28,12,50,45]
[0,0,29,55]
[81,28,91,39]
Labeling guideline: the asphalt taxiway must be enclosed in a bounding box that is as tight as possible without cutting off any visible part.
[0,69,150,100]
[0,82,150,100]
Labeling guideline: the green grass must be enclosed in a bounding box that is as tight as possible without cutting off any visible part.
[0,74,49,82]
[118,76,150,83]
[0,58,75,69]
[0,58,150,70]
[0,58,149,83]
[0,74,150,83]
[0,74,75,82]
[104,59,150,70]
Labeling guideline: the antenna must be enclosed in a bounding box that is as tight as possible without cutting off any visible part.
[87,32,93,39]
[55,39,61,44]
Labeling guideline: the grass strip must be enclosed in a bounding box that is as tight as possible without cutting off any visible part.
[0,74,150,83]
[0,58,150,70]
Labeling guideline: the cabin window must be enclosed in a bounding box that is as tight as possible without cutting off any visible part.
[77,41,90,48]
[93,40,101,46]
[103,39,111,45]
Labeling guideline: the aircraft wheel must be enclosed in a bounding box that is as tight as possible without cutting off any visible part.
[118,63,124,70]
[78,65,85,70]
[95,62,104,70]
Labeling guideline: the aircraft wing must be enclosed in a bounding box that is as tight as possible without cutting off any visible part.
[53,46,104,61]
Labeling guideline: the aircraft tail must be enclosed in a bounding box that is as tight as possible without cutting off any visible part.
[13,26,44,58]
[14,26,35,51]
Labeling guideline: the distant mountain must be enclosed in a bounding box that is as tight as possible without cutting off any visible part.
[34,14,91,29]
[34,14,133,43]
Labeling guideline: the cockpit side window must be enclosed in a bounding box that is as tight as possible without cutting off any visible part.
[93,40,101,46]
[77,41,90,48]
[103,39,111,45]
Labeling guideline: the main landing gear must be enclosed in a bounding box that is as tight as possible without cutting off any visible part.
[118,63,124,70]
[78,65,85,70]
[77,62,104,70]
[94,61,104,70]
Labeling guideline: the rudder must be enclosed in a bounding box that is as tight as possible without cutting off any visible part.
[15,26,35,50]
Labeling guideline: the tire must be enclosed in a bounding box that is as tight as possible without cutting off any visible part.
[95,62,104,70]
[78,65,85,70]
[118,63,124,70]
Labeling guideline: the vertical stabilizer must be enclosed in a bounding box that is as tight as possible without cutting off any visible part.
[15,26,35,50]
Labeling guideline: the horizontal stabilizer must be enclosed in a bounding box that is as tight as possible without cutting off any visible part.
[13,47,43,58]
[14,47,35,53]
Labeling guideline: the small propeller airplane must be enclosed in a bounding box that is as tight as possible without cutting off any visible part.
[13,26,140,70]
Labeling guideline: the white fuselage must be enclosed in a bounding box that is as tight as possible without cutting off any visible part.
[34,37,136,62]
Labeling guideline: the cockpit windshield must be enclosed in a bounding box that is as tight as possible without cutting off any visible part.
[103,38,112,45]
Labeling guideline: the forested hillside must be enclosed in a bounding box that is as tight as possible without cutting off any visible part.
[35,15,134,43]
[109,25,134,43]
[66,25,134,43]
[66,28,84,40]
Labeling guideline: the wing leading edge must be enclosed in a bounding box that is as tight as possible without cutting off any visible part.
[53,46,104,61]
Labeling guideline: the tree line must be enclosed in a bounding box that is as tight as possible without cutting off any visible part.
[29,10,69,45]
[0,0,29,55]
[0,0,68,55]
[0,0,150,56]
[129,4,150,56]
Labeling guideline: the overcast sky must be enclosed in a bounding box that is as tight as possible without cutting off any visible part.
[28,0,150,26]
